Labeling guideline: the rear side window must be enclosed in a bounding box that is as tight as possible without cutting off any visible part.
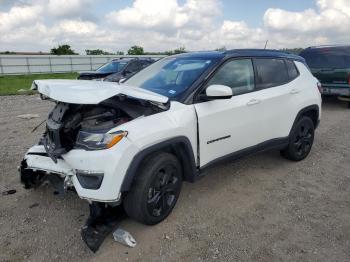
[126,61,141,73]
[285,60,299,80]
[254,58,289,89]
[207,59,255,96]
[141,60,152,68]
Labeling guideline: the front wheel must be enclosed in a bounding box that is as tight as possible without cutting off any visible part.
[281,116,315,161]
[123,152,182,225]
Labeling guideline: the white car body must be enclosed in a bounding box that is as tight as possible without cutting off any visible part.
[21,51,322,207]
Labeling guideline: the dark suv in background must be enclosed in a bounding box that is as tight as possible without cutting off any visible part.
[300,46,350,106]
[77,57,154,82]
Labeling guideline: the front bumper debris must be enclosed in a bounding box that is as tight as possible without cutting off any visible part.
[20,158,71,195]
[81,202,126,252]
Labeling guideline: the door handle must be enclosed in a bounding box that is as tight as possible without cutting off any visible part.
[246,99,261,106]
[290,88,300,94]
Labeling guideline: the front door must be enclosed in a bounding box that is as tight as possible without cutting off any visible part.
[194,59,264,167]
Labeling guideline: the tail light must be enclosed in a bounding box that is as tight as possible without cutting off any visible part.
[317,82,322,93]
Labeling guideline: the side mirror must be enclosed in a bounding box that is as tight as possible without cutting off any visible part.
[119,78,126,84]
[205,85,233,99]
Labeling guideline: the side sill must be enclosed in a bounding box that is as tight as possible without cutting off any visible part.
[199,137,289,175]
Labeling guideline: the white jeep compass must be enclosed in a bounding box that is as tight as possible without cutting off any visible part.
[20,49,322,225]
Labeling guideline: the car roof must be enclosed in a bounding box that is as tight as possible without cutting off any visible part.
[304,45,350,49]
[174,49,305,62]
[300,45,350,55]
[111,57,154,62]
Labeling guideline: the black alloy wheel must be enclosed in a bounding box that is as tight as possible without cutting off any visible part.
[147,164,181,218]
[292,120,313,158]
[281,116,315,161]
[124,152,182,225]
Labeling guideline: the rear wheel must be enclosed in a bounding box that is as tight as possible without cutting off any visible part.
[123,152,182,225]
[281,116,314,161]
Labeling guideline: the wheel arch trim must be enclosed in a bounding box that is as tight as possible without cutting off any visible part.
[120,136,198,192]
[290,104,320,136]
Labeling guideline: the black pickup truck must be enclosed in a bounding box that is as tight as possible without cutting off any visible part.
[300,46,350,107]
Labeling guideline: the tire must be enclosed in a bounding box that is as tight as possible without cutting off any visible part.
[281,116,315,161]
[123,152,183,225]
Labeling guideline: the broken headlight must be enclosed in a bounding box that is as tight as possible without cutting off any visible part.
[75,130,127,150]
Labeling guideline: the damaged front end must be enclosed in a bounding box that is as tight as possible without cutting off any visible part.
[19,80,170,251]
[20,80,169,199]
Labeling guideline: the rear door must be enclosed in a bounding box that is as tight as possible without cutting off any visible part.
[252,58,300,141]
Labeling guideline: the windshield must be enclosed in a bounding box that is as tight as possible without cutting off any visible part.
[97,60,128,73]
[125,57,216,98]
[301,47,350,69]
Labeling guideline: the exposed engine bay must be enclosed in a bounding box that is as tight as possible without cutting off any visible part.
[42,95,165,162]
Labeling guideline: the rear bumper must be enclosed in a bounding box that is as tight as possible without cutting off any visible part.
[322,86,350,96]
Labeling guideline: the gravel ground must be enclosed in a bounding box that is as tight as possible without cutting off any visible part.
[1,95,350,262]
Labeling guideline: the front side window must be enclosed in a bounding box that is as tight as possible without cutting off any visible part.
[206,59,255,96]
[254,58,289,89]
[125,57,217,98]
[97,61,128,73]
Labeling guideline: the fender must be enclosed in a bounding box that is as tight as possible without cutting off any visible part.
[289,104,320,136]
[120,136,198,192]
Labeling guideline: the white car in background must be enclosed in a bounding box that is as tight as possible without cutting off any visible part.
[20,49,321,225]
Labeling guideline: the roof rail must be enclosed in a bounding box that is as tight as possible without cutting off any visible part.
[306,44,350,49]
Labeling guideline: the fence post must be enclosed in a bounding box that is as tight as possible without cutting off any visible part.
[70,56,73,72]
[49,56,52,73]
[26,57,30,74]
[0,57,3,75]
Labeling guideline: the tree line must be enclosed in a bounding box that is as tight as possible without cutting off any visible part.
[48,44,187,56]
[0,44,305,55]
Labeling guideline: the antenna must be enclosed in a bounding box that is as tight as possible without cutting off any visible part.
[264,40,268,49]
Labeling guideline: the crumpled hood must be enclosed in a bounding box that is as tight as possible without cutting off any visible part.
[31,79,169,105]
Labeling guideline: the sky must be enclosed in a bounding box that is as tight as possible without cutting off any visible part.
[0,0,349,54]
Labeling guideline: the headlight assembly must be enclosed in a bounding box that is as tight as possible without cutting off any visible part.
[75,130,128,150]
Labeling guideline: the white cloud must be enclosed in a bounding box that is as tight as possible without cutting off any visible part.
[0,0,350,53]
[57,19,97,34]
[263,0,350,47]
[107,0,185,30]
[47,0,93,17]
[106,0,220,35]
[0,5,43,32]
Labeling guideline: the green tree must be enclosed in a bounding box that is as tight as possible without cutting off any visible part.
[173,47,186,54]
[0,51,15,54]
[280,48,304,55]
[86,49,107,55]
[50,44,77,55]
[115,51,124,55]
[127,45,144,55]
[215,46,227,52]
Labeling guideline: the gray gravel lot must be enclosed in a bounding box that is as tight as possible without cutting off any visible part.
[0,95,350,262]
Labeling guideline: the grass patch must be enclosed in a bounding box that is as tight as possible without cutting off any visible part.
[0,72,79,95]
